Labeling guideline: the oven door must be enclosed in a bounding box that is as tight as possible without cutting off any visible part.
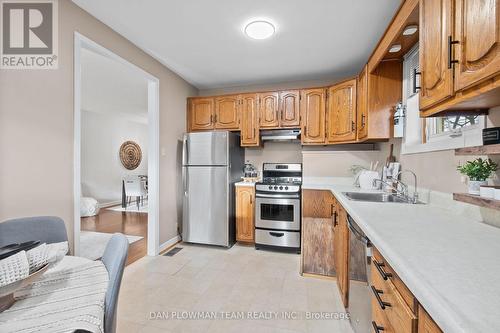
[255,193,300,231]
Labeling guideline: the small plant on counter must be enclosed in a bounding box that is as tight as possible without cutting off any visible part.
[457,158,498,195]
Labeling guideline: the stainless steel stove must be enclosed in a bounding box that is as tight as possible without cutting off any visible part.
[255,163,302,253]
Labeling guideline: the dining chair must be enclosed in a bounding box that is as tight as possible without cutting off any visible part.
[123,175,147,209]
[0,216,68,247]
[101,233,129,333]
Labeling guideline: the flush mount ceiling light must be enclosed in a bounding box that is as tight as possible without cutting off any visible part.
[403,25,418,36]
[244,20,275,40]
[389,44,402,53]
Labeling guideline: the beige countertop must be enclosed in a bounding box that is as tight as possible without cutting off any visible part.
[303,176,500,333]
[235,181,256,187]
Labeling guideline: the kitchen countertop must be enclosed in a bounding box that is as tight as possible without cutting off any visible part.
[303,177,500,333]
[235,181,256,187]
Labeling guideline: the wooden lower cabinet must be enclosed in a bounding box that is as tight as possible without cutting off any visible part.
[371,264,417,333]
[418,305,443,333]
[301,190,336,276]
[301,190,349,307]
[235,186,255,243]
[334,204,349,307]
[371,246,446,333]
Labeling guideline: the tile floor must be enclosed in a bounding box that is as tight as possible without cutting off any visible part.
[117,243,354,333]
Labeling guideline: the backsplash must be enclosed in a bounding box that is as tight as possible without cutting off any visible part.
[244,141,302,173]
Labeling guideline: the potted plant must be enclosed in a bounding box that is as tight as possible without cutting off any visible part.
[457,158,498,195]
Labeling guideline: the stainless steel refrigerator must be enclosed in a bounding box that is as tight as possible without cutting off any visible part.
[182,131,244,247]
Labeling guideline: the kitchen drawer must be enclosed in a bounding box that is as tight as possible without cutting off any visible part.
[255,229,300,248]
[371,265,417,333]
[371,294,395,333]
[372,247,417,313]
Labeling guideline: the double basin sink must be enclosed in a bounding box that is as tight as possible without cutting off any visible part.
[343,191,423,204]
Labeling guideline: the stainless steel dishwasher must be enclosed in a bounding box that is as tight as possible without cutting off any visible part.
[347,215,372,333]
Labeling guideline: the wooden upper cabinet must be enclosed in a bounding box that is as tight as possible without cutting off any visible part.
[215,95,240,130]
[240,94,259,147]
[236,186,255,243]
[326,79,357,143]
[188,97,214,131]
[259,92,280,128]
[454,0,500,91]
[300,88,326,144]
[279,90,301,127]
[357,66,368,140]
[419,0,454,110]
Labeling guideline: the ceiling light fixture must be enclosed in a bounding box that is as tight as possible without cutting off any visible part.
[244,20,275,40]
[389,44,402,53]
[403,25,418,36]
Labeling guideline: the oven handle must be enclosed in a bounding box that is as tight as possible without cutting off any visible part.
[255,193,300,199]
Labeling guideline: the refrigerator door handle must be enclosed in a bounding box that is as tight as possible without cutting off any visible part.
[183,138,190,165]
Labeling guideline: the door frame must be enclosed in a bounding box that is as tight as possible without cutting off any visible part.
[73,32,160,256]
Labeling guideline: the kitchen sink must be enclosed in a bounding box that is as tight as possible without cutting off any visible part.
[342,192,423,204]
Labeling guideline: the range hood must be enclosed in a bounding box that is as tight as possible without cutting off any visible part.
[260,129,301,141]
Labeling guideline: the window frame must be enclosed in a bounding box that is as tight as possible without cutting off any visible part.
[401,44,485,155]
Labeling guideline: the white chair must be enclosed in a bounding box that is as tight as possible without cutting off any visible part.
[123,176,147,210]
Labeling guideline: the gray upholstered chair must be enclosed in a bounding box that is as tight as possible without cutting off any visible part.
[101,233,129,333]
[0,217,129,333]
[0,216,67,247]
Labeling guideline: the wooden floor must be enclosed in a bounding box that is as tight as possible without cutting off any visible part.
[81,208,147,265]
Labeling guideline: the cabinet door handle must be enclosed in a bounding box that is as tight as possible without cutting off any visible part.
[373,259,393,280]
[351,121,356,131]
[214,114,218,123]
[413,68,421,94]
[448,35,459,69]
[333,211,338,227]
[361,114,366,128]
[372,321,385,332]
[371,286,391,310]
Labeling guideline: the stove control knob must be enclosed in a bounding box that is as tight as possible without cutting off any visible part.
[274,186,278,190]
[268,186,273,190]
[279,186,283,190]
[285,186,289,190]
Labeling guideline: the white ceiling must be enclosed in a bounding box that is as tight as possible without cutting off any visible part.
[81,47,148,123]
[73,0,401,90]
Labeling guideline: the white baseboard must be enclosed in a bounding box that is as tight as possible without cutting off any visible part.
[99,200,121,209]
[159,235,181,253]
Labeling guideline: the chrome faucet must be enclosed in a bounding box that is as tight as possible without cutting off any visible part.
[396,169,419,204]
[372,178,407,197]
[372,169,419,204]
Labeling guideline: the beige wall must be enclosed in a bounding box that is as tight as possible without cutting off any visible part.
[198,77,349,96]
[304,108,500,194]
[245,142,302,172]
[0,0,198,249]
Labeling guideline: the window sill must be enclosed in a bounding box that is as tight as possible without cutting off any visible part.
[401,128,483,155]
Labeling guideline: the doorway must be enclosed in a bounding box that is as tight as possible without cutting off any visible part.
[73,33,159,262]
